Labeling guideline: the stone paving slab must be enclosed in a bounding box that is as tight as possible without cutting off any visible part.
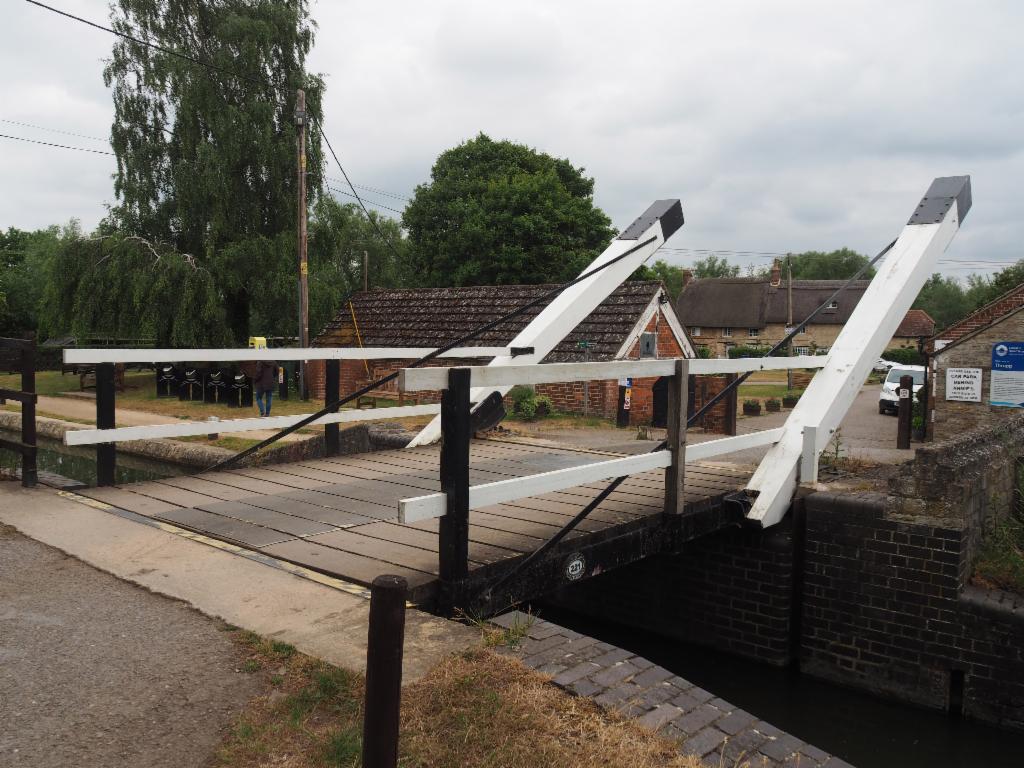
[495,611,846,767]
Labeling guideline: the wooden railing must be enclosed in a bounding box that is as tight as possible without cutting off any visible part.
[0,336,37,488]
[61,345,525,485]
[395,355,828,593]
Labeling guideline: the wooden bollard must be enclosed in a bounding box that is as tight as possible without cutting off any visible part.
[362,574,407,768]
[896,374,913,450]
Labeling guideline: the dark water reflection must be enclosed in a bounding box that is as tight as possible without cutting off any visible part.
[535,604,1023,768]
[0,430,182,486]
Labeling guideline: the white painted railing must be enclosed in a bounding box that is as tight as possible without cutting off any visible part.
[65,404,442,446]
[397,426,787,523]
[59,345,512,448]
[396,355,826,523]
[65,346,522,365]
[398,355,827,392]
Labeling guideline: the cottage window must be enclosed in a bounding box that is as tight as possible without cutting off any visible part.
[722,327,733,337]
[691,327,701,337]
[639,332,657,359]
[826,300,838,310]
[748,328,759,338]
[795,346,810,356]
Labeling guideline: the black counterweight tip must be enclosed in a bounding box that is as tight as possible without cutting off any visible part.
[618,199,684,241]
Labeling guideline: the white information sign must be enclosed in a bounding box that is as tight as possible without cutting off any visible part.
[945,368,981,402]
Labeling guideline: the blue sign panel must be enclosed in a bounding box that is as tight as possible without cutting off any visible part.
[990,342,1024,407]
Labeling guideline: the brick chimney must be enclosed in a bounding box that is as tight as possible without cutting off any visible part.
[769,259,782,287]
[681,269,694,287]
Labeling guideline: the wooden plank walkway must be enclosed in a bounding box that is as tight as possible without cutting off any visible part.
[77,439,753,604]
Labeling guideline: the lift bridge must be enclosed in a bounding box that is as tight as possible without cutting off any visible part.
[62,176,971,613]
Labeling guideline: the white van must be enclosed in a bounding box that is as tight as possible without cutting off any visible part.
[878,365,925,415]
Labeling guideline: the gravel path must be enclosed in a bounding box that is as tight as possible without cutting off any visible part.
[0,524,261,767]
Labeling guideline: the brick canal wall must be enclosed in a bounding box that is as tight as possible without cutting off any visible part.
[553,417,1024,731]
[550,519,797,667]
[492,611,844,767]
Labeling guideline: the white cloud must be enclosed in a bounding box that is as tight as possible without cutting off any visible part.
[2,0,1020,277]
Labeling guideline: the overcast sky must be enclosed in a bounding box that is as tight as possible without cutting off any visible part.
[3,0,1021,278]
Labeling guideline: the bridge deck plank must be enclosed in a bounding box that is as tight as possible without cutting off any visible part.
[82,439,751,604]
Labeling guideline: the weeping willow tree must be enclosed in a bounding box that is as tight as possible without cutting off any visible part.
[39,233,233,347]
[101,0,325,343]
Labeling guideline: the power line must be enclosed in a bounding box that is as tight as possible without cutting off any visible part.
[0,118,108,143]
[0,132,114,155]
[325,176,410,202]
[327,186,404,216]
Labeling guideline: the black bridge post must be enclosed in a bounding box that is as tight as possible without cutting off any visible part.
[897,374,913,450]
[438,367,471,612]
[664,358,689,516]
[96,362,116,486]
[324,358,340,456]
[362,574,407,768]
[20,336,37,488]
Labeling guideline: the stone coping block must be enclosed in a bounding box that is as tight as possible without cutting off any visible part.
[494,612,844,767]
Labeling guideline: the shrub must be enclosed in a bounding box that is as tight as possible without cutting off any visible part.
[743,399,760,407]
[882,347,925,366]
[508,385,553,420]
[534,395,553,418]
[765,398,781,411]
[728,345,770,359]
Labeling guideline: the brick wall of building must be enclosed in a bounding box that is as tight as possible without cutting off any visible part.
[930,306,1024,441]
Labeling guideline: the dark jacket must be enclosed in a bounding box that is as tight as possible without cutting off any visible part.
[254,361,277,391]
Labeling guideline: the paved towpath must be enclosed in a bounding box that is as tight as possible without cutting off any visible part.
[0,523,260,767]
[0,482,477,683]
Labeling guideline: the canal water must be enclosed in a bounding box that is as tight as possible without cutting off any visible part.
[536,604,1024,768]
[0,430,182,486]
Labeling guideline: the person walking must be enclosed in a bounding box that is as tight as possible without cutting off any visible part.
[254,359,278,417]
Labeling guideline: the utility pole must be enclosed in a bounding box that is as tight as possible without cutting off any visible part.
[786,254,794,391]
[295,89,309,399]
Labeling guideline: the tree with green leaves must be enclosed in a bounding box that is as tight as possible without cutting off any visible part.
[963,260,1024,310]
[912,273,972,331]
[306,198,410,336]
[693,254,740,279]
[39,229,233,347]
[0,226,62,337]
[630,259,687,299]
[785,248,874,280]
[402,133,614,286]
[102,0,324,342]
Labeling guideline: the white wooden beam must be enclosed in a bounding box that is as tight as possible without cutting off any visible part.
[407,200,686,446]
[398,450,674,523]
[685,427,785,462]
[63,403,441,446]
[399,355,827,392]
[745,176,972,528]
[63,346,516,365]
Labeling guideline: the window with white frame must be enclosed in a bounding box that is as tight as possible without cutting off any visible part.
[794,346,810,356]
[826,300,838,310]
[691,327,702,337]
[722,327,733,337]
[748,328,759,338]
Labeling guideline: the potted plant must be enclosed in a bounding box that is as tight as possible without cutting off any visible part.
[742,399,761,416]
[782,391,800,408]
[765,397,781,413]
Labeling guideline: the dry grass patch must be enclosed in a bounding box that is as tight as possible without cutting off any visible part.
[213,630,708,768]
[401,649,702,768]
